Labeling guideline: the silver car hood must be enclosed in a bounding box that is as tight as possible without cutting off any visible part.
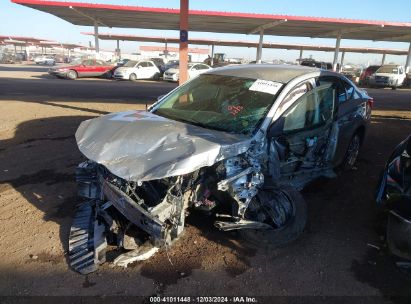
[75,110,251,182]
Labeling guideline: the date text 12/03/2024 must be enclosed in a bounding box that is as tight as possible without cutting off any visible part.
[149,296,258,303]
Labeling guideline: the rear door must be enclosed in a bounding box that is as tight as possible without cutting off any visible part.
[145,61,159,78]
[94,60,111,76]
[136,61,148,79]
[319,76,366,166]
[269,79,337,178]
[76,59,94,77]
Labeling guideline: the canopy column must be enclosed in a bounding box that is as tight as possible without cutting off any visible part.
[178,0,189,84]
[405,42,411,73]
[381,53,386,65]
[94,21,100,54]
[256,30,264,63]
[210,44,214,66]
[164,40,168,60]
[116,39,121,59]
[333,32,342,72]
[340,51,346,68]
[299,48,303,63]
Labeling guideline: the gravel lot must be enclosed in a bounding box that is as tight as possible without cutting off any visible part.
[0,64,411,302]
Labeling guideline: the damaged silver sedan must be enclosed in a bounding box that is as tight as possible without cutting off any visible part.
[70,65,372,273]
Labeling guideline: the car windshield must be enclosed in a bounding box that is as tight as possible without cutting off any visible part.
[377,66,398,74]
[153,74,282,135]
[171,64,194,70]
[123,60,137,67]
[70,58,82,65]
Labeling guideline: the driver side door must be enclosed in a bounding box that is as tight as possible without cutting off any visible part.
[269,79,337,181]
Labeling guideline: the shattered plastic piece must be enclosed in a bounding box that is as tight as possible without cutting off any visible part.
[68,201,107,274]
[113,243,159,268]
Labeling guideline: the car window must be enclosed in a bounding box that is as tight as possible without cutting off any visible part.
[318,76,345,103]
[353,90,362,100]
[82,59,94,66]
[138,62,148,68]
[123,60,137,67]
[343,81,354,100]
[95,60,106,66]
[377,66,399,74]
[197,64,209,70]
[146,62,154,67]
[283,83,335,133]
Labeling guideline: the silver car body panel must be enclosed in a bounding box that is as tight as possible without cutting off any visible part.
[76,110,251,182]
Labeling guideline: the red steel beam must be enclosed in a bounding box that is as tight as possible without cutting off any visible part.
[179,0,189,84]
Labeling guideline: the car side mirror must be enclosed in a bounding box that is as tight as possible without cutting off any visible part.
[268,117,285,138]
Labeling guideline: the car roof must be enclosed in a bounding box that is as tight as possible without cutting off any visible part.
[205,64,319,83]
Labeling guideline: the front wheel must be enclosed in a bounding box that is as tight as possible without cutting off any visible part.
[129,73,137,81]
[239,187,307,248]
[152,73,160,81]
[66,70,77,80]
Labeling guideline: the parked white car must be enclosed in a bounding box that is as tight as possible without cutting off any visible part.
[368,64,406,89]
[113,60,161,81]
[163,63,212,82]
[34,56,55,65]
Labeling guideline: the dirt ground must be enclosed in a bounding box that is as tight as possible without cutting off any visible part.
[1,64,411,302]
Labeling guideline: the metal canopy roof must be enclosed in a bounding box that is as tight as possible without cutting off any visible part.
[11,0,411,42]
[83,32,410,56]
[0,35,90,49]
[0,35,55,44]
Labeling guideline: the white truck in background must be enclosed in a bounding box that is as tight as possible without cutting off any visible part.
[368,64,407,89]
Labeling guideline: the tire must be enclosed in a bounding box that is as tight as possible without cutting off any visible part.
[66,70,77,80]
[342,132,361,170]
[104,71,113,79]
[129,73,137,81]
[153,73,160,81]
[239,186,307,248]
[391,80,399,90]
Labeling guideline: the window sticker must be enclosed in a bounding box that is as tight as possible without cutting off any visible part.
[249,79,283,95]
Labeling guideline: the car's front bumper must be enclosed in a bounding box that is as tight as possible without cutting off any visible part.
[369,77,396,87]
[48,70,68,77]
[163,73,178,81]
[113,73,127,80]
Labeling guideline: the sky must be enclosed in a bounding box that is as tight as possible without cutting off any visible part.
[2,0,411,65]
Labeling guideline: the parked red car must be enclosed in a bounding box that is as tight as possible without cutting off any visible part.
[48,59,115,80]
[359,65,381,86]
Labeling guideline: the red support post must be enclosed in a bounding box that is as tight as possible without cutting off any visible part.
[179,0,189,85]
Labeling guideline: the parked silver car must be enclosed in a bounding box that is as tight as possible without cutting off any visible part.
[70,65,372,273]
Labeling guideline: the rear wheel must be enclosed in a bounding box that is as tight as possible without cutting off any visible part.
[153,73,160,81]
[239,187,307,248]
[391,80,399,90]
[66,70,77,80]
[129,73,137,81]
[342,133,361,170]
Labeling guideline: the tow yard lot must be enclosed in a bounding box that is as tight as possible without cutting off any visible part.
[1,63,411,299]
